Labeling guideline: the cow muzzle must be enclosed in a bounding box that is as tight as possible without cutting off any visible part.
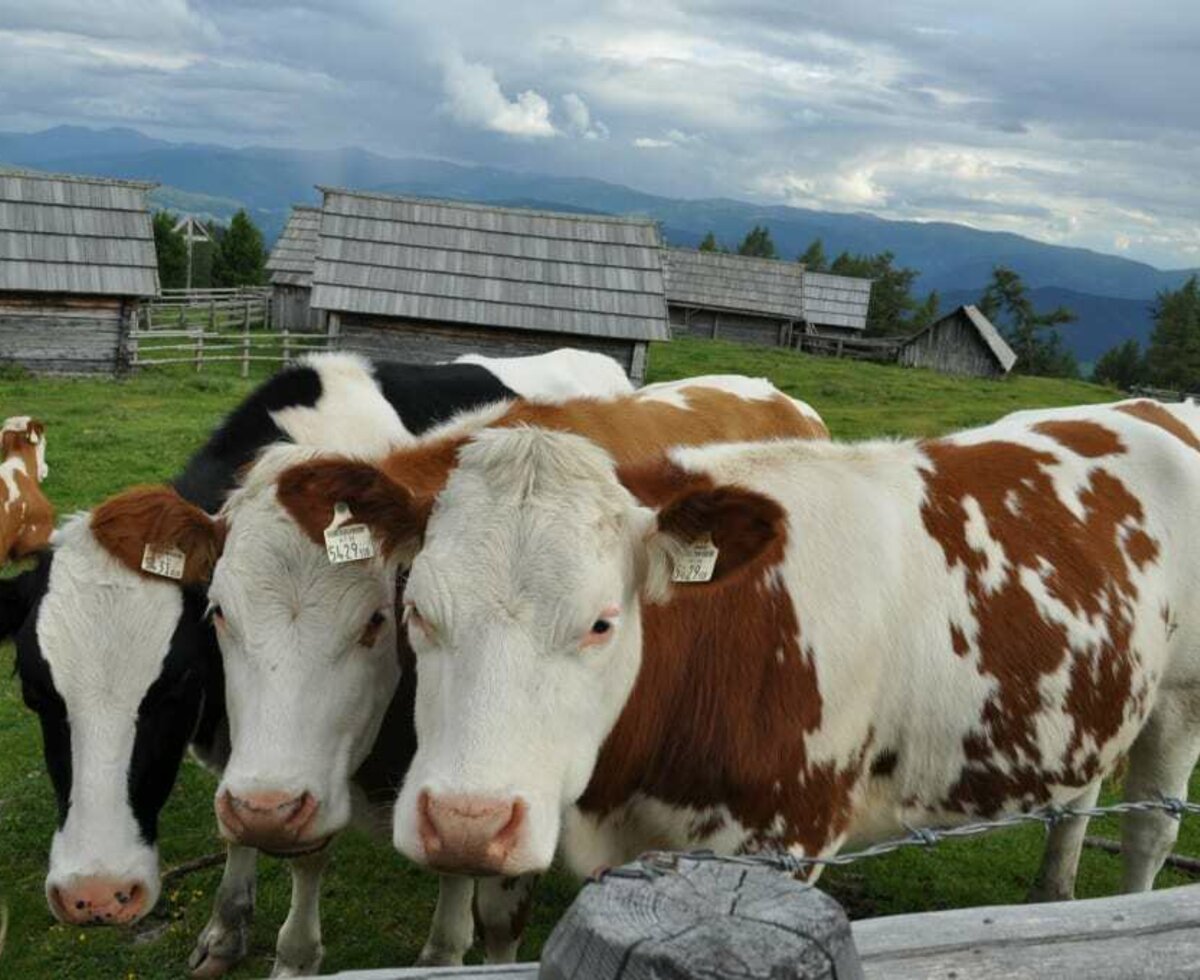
[48,876,149,926]
[416,790,527,875]
[215,790,327,856]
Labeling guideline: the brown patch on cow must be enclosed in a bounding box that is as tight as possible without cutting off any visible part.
[919,439,1160,816]
[578,478,866,857]
[91,486,225,586]
[1116,401,1200,453]
[950,624,969,657]
[1,424,54,559]
[1125,529,1159,569]
[1032,420,1125,457]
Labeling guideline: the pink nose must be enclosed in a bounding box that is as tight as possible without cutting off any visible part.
[49,877,148,926]
[418,790,526,874]
[215,790,321,854]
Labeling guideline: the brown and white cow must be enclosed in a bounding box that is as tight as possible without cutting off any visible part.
[284,398,1200,898]
[1,417,52,562]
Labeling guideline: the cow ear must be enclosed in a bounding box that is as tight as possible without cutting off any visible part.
[91,486,224,586]
[275,458,434,563]
[641,485,787,604]
[0,428,21,456]
[27,419,44,445]
[0,568,38,642]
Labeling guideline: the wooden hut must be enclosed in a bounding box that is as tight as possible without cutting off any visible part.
[266,205,325,331]
[802,271,873,338]
[310,189,668,383]
[899,304,1016,378]
[664,248,806,347]
[0,171,158,373]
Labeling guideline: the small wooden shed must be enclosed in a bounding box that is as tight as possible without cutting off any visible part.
[665,248,806,347]
[0,170,158,373]
[899,304,1016,378]
[266,205,325,332]
[310,189,669,383]
[802,271,873,338]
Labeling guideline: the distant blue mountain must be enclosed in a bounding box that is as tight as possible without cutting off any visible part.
[3,125,1194,359]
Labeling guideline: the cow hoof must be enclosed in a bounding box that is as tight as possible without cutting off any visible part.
[270,946,324,977]
[416,945,466,967]
[189,920,250,977]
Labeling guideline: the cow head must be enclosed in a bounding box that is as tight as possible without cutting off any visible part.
[207,447,425,856]
[1,487,223,926]
[365,428,783,877]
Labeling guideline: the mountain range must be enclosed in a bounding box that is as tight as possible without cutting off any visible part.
[3,125,1194,364]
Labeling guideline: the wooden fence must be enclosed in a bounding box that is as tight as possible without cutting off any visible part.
[132,287,330,373]
[320,869,1200,979]
[794,333,903,363]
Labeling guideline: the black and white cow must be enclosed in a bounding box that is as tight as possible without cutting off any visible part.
[0,350,631,977]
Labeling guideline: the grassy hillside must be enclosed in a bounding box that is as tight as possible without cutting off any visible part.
[1,341,1193,979]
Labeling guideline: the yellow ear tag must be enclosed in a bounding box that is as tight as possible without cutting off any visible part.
[142,543,186,580]
[324,501,375,565]
[671,534,719,583]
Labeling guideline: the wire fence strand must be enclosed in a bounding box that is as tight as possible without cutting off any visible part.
[601,796,1200,881]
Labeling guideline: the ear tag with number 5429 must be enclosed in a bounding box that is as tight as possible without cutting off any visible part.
[324,501,376,565]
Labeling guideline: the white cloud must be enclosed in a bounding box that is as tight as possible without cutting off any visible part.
[633,136,673,148]
[441,54,557,138]
[561,92,608,140]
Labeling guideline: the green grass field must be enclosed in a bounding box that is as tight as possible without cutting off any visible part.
[1,339,1196,978]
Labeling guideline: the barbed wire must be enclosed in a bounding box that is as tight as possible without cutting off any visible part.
[600,796,1200,881]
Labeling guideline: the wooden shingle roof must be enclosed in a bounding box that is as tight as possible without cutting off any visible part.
[803,271,872,331]
[664,248,805,321]
[267,205,320,287]
[311,189,669,341]
[0,170,159,296]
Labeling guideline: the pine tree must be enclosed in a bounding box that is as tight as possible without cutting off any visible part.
[213,210,267,287]
[911,290,941,331]
[979,266,1078,377]
[1144,276,1200,390]
[798,239,828,272]
[1092,339,1144,390]
[737,225,777,259]
[698,231,719,252]
[152,212,187,290]
[829,250,920,337]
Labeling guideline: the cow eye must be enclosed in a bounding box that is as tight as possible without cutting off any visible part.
[591,620,612,636]
[359,610,387,647]
[581,607,619,649]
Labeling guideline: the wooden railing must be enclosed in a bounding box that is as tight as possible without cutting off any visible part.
[131,287,330,374]
[794,333,903,363]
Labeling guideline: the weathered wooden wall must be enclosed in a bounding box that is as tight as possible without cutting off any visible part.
[271,283,326,332]
[668,305,789,346]
[898,315,1003,378]
[334,314,645,384]
[0,293,131,374]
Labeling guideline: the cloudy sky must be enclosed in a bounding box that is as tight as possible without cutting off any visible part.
[1,0,1197,267]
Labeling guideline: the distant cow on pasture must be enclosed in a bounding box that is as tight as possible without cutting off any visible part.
[1,416,52,563]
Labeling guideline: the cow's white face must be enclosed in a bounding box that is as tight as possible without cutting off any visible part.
[15,517,217,925]
[210,458,402,853]
[394,429,652,876]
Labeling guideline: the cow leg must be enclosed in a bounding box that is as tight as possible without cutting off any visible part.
[473,873,539,964]
[1120,688,1200,893]
[270,848,331,978]
[189,845,258,978]
[416,875,475,966]
[1026,780,1101,902]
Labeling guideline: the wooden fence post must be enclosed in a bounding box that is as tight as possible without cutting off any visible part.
[282,327,291,364]
[194,330,204,372]
[209,298,216,332]
[540,854,864,980]
[241,316,250,379]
